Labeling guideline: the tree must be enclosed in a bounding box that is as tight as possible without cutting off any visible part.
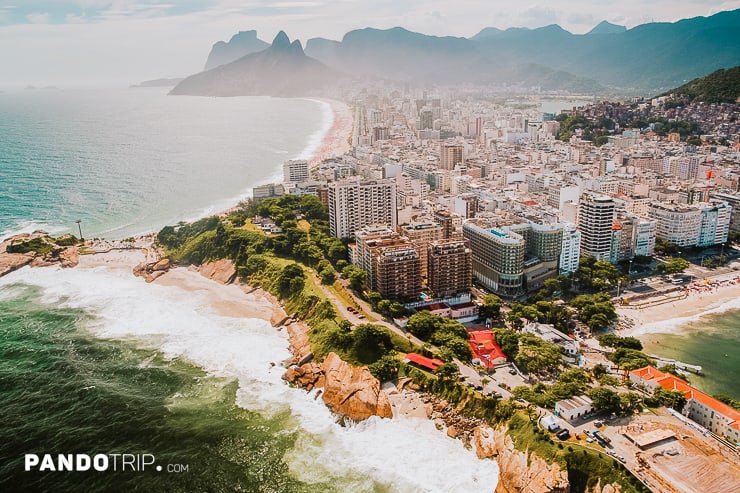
[713,394,740,411]
[608,348,653,370]
[366,291,383,310]
[479,294,503,320]
[515,333,562,376]
[654,388,687,412]
[436,362,460,380]
[657,257,690,275]
[406,311,438,340]
[368,355,401,382]
[342,265,367,291]
[352,324,393,364]
[442,337,473,361]
[598,334,643,350]
[588,387,621,413]
[492,328,520,359]
[618,392,643,415]
[337,320,352,333]
[591,364,607,379]
[279,263,305,297]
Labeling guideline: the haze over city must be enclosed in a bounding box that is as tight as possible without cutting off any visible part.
[1,0,739,85]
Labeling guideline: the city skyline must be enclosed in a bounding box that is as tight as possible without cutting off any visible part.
[0,1,738,86]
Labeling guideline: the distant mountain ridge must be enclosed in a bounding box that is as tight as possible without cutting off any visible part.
[661,66,740,103]
[174,9,740,97]
[171,32,339,97]
[204,30,270,70]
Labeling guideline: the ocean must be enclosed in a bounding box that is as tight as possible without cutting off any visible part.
[637,307,740,400]
[0,89,499,492]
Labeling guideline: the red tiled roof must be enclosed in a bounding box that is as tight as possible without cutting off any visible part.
[404,353,444,371]
[632,366,740,425]
[468,330,507,368]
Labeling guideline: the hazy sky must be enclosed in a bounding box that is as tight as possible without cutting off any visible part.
[1,0,738,86]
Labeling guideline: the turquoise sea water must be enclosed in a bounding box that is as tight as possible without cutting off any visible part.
[0,89,500,492]
[0,88,326,240]
[639,309,740,400]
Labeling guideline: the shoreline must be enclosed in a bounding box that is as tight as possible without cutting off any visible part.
[618,276,740,337]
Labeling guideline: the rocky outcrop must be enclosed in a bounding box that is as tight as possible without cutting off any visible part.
[320,352,393,421]
[199,259,237,284]
[133,257,171,282]
[474,425,570,493]
[1,233,79,277]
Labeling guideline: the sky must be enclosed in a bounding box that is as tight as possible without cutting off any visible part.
[0,0,738,86]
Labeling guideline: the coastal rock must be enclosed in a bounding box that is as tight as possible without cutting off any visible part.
[198,259,236,284]
[320,352,393,421]
[284,362,324,391]
[285,322,312,364]
[447,425,460,438]
[473,425,570,493]
[151,258,171,272]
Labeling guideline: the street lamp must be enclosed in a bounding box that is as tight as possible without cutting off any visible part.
[75,219,84,241]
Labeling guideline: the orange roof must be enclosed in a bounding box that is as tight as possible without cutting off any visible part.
[404,353,444,371]
[634,366,740,425]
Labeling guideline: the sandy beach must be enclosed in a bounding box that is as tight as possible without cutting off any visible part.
[308,98,353,167]
[618,279,740,336]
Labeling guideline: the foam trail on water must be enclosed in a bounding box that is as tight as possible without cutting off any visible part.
[0,265,499,493]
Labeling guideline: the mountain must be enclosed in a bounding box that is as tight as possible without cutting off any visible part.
[203,30,269,70]
[662,66,740,103]
[179,9,740,96]
[300,9,740,93]
[131,77,184,88]
[587,21,627,35]
[171,32,339,97]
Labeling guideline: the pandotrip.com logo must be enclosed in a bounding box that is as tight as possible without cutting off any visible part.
[24,454,189,473]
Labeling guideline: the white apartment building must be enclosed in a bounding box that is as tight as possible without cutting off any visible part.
[560,223,581,274]
[283,159,309,183]
[648,202,702,247]
[578,193,615,261]
[328,179,398,239]
[697,201,732,247]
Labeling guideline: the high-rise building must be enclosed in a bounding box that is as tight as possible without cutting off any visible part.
[283,159,309,183]
[560,223,581,274]
[578,193,615,261]
[698,201,732,247]
[373,244,422,300]
[648,202,702,247]
[352,224,399,286]
[433,209,463,238]
[440,143,464,170]
[463,221,526,297]
[328,179,397,239]
[400,221,444,280]
[427,239,472,298]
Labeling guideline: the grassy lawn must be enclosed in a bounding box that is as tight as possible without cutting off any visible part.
[240,220,264,233]
[297,219,311,232]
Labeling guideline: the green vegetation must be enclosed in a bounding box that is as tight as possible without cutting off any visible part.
[479,294,503,320]
[570,293,617,330]
[573,257,626,292]
[713,394,740,411]
[506,300,573,333]
[655,257,690,275]
[512,368,589,408]
[607,348,654,371]
[598,334,643,350]
[405,311,472,361]
[492,328,519,359]
[505,411,649,493]
[6,234,81,255]
[662,66,740,104]
[650,388,687,412]
[514,333,563,376]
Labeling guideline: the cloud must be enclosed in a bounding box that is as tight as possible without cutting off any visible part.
[26,12,50,23]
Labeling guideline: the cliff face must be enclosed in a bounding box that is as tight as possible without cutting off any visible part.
[198,259,237,284]
[474,425,570,493]
[321,352,393,421]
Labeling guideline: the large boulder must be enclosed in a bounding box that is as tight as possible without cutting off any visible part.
[199,259,237,284]
[474,425,570,493]
[320,352,393,421]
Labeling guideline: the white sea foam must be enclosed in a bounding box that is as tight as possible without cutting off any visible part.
[630,296,740,337]
[297,98,334,161]
[0,265,499,492]
[0,220,67,242]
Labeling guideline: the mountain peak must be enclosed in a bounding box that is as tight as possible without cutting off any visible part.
[588,20,627,35]
[272,31,291,49]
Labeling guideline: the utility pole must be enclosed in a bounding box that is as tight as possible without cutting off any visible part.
[75,219,84,241]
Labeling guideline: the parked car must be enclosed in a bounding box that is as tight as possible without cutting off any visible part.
[556,429,571,440]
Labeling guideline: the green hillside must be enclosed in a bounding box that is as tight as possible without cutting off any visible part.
[665,66,740,103]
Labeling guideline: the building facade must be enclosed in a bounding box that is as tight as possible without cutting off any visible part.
[427,239,473,297]
[328,179,397,239]
[578,193,615,261]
